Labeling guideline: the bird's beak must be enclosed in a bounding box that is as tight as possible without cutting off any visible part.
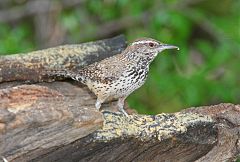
[159,44,179,51]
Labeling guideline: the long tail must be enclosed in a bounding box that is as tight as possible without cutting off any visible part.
[44,69,86,83]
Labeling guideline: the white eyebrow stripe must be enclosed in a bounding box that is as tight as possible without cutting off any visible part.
[131,40,157,45]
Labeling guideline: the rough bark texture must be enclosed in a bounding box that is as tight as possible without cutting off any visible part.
[0,36,239,162]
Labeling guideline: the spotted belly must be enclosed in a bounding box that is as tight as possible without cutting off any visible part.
[86,68,148,102]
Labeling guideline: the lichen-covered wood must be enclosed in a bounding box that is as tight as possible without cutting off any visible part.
[0,36,240,162]
[1,83,239,162]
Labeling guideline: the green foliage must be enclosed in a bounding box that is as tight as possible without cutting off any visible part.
[0,0,239,114]
[0,23,34,54]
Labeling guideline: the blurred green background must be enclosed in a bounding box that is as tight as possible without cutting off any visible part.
[0,0,239,114]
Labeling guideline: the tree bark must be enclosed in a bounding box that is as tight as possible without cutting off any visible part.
[0,36,239,162]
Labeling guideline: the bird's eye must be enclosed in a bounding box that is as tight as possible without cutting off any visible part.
[149,42,154,47]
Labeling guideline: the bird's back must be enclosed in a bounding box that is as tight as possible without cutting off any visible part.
[80,53,130,84]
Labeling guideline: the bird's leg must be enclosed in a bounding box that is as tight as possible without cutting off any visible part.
[1,156,8,162]
[117,97,128,116]
[95,99,102,111]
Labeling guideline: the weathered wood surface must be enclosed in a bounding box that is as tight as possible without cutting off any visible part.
[0,36,240,162]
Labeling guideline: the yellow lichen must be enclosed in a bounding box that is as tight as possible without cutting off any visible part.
[94,111,213,142]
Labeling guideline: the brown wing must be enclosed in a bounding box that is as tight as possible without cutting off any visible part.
[45,54,128,84]
[79,54,128,83]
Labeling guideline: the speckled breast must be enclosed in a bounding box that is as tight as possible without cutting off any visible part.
[86,67,149,101]
[111,67,149,98]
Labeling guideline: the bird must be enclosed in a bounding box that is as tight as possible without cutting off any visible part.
[48,38,179,116]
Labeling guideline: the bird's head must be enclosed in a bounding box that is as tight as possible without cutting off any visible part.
[127,38,179,61]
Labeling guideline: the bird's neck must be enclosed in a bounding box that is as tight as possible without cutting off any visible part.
[121,50,157,72]
[136,58,151,71]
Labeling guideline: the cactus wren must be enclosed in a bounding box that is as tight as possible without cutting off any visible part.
[50,38,179,116]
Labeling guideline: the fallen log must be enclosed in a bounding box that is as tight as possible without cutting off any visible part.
[0,36,239,162]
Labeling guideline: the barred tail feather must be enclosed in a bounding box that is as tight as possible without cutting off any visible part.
[45,69,85,83]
